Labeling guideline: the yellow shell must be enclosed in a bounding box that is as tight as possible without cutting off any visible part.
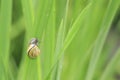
[27,44,40,58]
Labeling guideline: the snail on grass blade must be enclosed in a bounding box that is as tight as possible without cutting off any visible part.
[27,38,40,58]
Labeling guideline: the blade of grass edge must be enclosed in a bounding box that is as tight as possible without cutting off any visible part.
[17,0,42,80]
[100,47,120,80]
[63,3,91,51]
[45,4,91,79]
[0,0,12,79]
[45,20,64,80]
[54,0,69,80]
[85,0,120,80]
[43,0,55,79]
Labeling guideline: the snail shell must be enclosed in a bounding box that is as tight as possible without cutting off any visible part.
[27,38,40,58]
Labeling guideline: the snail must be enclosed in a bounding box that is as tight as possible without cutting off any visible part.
[27,38,40,58]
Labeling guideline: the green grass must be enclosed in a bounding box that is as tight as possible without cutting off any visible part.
[0,0,120,80]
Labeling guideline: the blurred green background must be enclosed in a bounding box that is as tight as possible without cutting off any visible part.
[0,0,120,80]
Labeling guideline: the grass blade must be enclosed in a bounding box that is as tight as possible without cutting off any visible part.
[45,20,64,80]
[42,0,55,78]
[85,0,120,80]
[17,0,42,80]
[63,3,91,51]
[100,47,120,80]
[0,0,12,79]
[53,0,69,80]
[45,4,91,79]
